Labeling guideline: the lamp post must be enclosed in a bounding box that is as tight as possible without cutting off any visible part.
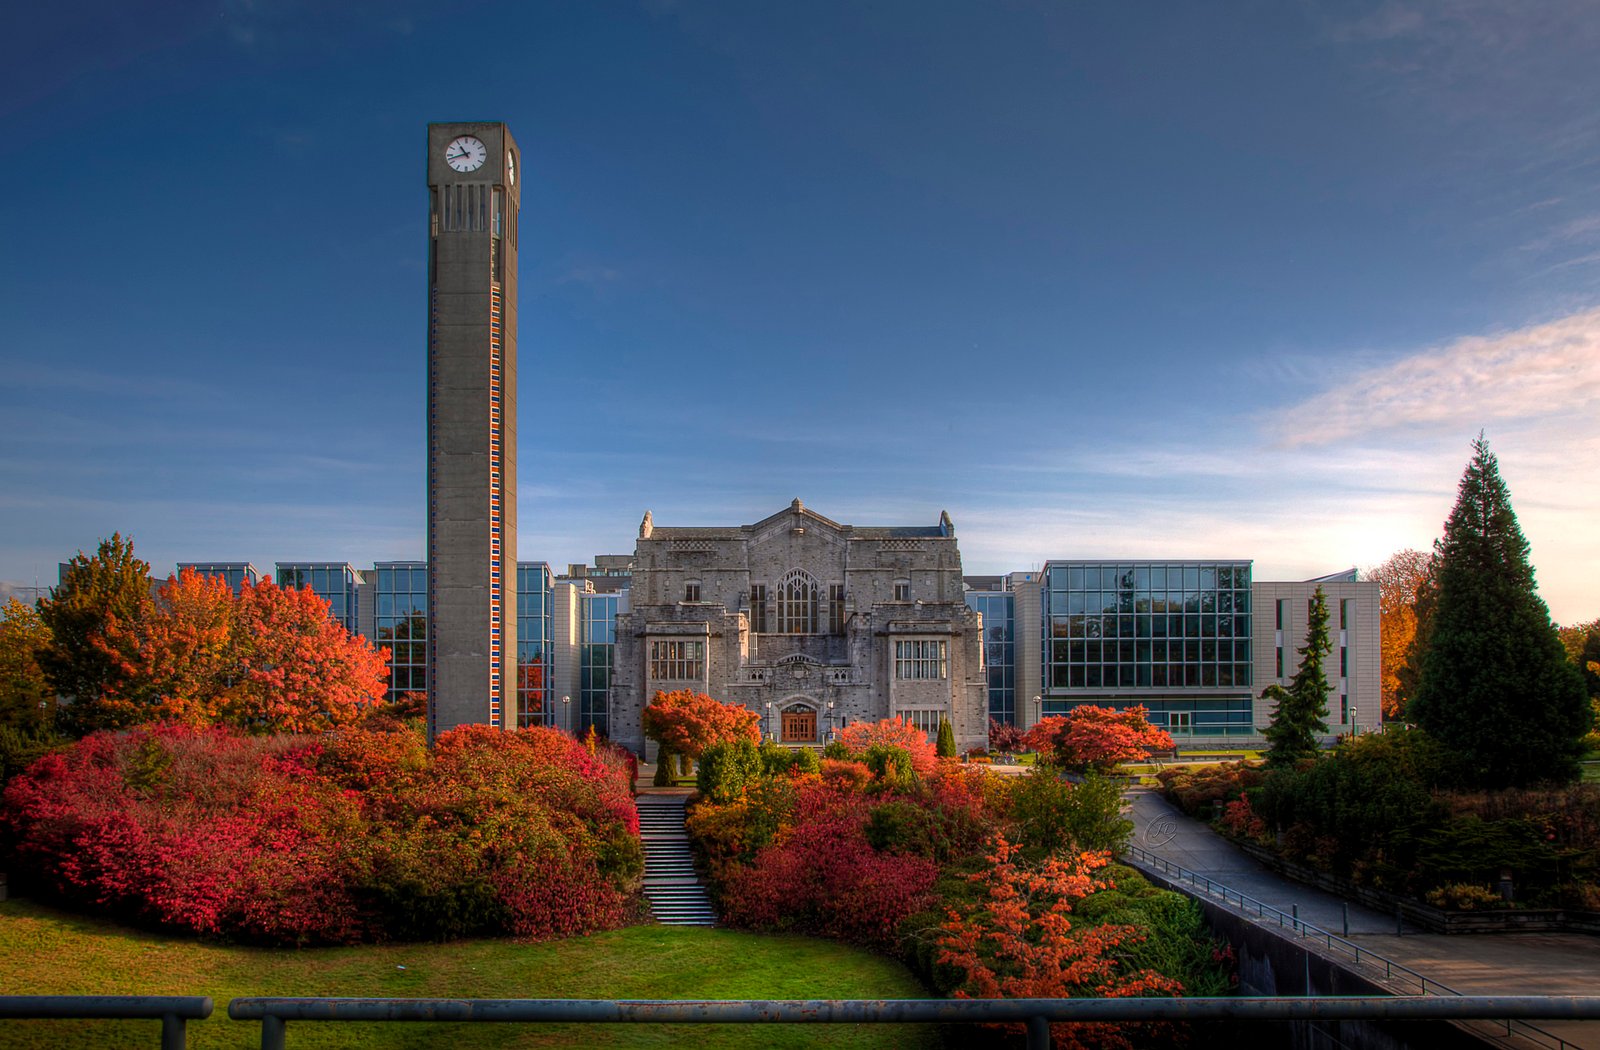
[1031,694,1041,730]
[826,700,836,741]
[765,701,775,741]
[561,695,570,734]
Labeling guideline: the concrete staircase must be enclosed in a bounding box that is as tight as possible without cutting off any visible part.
[637,794,717,926]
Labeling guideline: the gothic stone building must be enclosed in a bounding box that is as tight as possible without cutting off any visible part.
[612,500,988,757]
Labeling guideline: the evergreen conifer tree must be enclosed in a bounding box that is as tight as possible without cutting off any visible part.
[935,716,956,758]
[653,744,675,786]
[1260,586,1331,767]
[1408,436,1588,787]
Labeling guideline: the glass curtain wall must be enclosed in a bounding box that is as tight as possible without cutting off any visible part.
[580,592,618,738]
[965,590,1016,724]
[375,562,428,702]
[177,563,261,592]
[1042,562,1253,736]
[276,562,361,634]
[516,562,553,727]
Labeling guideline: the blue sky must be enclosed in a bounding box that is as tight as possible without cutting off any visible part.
[3,1,1598,621]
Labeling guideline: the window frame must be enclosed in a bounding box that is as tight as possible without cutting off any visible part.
[894,639,948,680]
[649,639,705,681]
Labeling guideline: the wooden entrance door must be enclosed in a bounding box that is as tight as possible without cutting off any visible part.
[781,705,817,743]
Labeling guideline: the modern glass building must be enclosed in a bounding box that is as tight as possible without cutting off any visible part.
[579,590,618,738]
[275,562,362,635]
[516,562,553,727]
[965,588,1016,725]
[375,562,429,702]
[177,562,262,592]
[1041,561,1254,737]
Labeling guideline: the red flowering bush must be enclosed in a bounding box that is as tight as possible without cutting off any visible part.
[1,727,365,943]
[720,779,939,948]
[1220,796,1268,840]
[1024,706,1174,773]
[1,723,642,944]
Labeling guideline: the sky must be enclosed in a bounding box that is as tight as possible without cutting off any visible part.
[2,0,1598,622]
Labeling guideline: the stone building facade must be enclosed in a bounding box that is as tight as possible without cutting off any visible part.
[611,500,988,757]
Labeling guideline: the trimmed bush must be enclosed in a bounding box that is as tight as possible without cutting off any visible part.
[935,718,956,759]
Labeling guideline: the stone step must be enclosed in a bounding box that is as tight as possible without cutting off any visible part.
[644,884,710,895]
[638,795,716,928]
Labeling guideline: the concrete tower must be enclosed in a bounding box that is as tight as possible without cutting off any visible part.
[425,122,520,736]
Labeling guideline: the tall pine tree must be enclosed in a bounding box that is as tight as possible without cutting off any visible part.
[1260,586,1331,767]
[1407,436,1588,787]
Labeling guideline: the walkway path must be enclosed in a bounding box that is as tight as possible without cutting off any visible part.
[1126,787,1600,1048]
[636,791,717,927]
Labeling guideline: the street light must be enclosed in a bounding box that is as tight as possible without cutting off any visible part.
[561,695,570,733]
[765,701,775,741]
[1031,695,1041,729]
[826,700,836,740]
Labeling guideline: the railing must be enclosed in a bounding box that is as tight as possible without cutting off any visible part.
[225,995,1600,1049]
[1120,844,1582,1050]
[0,995,212,1050]
[5,993,1598,1048]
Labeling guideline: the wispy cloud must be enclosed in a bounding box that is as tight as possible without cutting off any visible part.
[1270,306,1600,447]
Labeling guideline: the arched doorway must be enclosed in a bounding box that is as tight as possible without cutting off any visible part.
[781,702,818,743]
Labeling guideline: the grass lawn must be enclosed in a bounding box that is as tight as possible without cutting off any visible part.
[1582,761,1599,784]
[0,900,939,1049]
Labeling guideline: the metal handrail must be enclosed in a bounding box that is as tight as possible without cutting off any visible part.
[227,995,1600,1050]
[1119,844,1580,1050]
[0,995,213,1050]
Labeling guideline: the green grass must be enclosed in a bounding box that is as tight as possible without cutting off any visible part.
[0,900,939,1048]
[1582,760,1600,783]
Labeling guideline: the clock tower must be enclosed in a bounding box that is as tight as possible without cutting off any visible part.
[425,122,519,737]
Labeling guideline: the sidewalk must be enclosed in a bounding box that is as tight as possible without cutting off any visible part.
[1127,789,1396,935]
[1126,787,1600,1048]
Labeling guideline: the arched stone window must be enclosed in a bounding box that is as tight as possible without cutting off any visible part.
[776,568,818,634]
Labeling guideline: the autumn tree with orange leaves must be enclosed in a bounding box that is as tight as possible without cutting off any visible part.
[1366,548,1436,720]
[833,716,939,775]
[936,837,1182,1050]
[93,569,390,734]
[1024,705,1174,773]
[641,689,761,760]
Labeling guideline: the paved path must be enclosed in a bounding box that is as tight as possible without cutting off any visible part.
[1126,787,1600,1048]
[1128,789,1398,935]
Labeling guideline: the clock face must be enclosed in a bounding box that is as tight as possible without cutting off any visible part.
[444,135,487,173]
[506,150,516,186]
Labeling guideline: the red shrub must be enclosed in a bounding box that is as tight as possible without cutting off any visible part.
[720,780,938,948]
[1024,706,1174,773]
[1,723,643,945]
[820,758,872,791]
[1221,797,1267,840]
[834,717,938,775]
